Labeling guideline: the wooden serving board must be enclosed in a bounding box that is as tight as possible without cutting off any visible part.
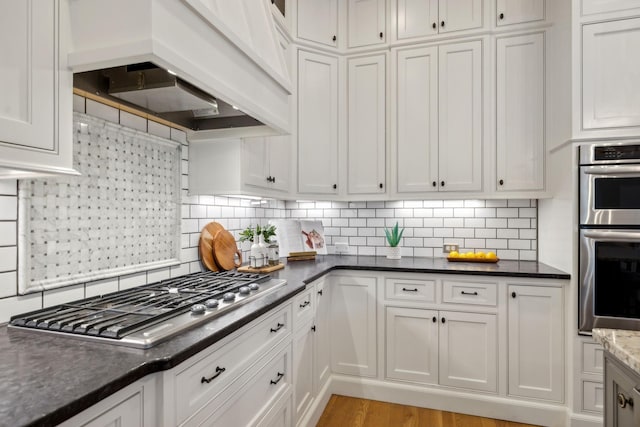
[447,257,499,263]
[213,229,243,271]
[237,263,285,273]
[198,222,225,272]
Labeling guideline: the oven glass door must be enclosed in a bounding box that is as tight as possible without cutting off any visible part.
[580,165,640,225]
[580,229,640,334]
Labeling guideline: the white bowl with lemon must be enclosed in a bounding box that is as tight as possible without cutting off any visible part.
[447,250,499,263]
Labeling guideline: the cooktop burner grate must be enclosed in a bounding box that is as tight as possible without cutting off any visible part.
[9,270,284,346]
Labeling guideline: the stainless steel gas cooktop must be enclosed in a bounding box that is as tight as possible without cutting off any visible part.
[9,271,287,348]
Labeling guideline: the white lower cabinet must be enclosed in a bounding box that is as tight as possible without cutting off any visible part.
[292,279,331,426]
[58,375,157,427]
[385,306,439,384]
[507,284,563,401]
[439,310,497,392]
[330,275,377,377]
[385,307,497,393]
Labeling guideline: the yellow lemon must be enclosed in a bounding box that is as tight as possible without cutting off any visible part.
[486,252,497,259]
[449,250,459,258]
[475,252,485,259]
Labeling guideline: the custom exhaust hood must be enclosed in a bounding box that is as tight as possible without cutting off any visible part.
[68,0,291,136]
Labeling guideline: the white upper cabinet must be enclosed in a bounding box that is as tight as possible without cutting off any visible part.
[243,136,291,193]
[580,17,640,137]
[347,54,386,195]
[496,0,545,26]
[348,0,387,48]
[394,0,484,41]
[0,0,75,178]
[394,46,439,193]
[297,0,339,47]
[297,50,339,194]
[394,40,482,194]
[496,32,544,192]
[437,40,483,192]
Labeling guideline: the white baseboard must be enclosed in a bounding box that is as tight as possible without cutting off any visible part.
[302,374,570,427]
[568,411,603,427]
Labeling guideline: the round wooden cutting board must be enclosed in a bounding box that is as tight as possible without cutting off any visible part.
[198,222,224,272]
[213,229,243,271]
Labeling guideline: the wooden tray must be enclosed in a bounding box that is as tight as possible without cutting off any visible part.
[447,257,499,263]
[213,229,242,271]
[198,222,225,272]
[237,263,285,273]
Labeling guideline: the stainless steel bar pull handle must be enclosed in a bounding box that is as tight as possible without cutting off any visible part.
[461,291,478,296]
[402,287,419,292]
[201,366,225,384]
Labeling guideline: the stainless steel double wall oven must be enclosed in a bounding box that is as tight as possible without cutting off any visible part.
[579,141,640,334]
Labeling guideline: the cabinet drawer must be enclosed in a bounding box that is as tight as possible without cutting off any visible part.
[186,345,291,427]
[442,280,497,306]
[385,277,436,303]
[294,287,314,322]
[174,304,291,425]
[583,341,604,374]
[582,380,604,413]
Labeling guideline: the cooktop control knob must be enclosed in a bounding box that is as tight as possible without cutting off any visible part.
[249,283,259,291]
[191,304,206,315]
[238,286,251,295]
[222,292,236,302]
[205,299,219,309]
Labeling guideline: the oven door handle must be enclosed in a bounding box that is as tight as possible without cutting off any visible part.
[582,229,640,240]
[582,165,640,176]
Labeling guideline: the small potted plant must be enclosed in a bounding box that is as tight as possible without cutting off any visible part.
[384,222,404,260]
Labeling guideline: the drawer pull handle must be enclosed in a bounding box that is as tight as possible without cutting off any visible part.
[311,325,316,332]
[617,392,633,408]
[270,372,285,385]
[201,366,225,384]
[270,322,284,333]
[299,300,310,308]
[461,291,478,296]
[432,316,437,323]
[402,287,419,292]
[318,289,323,296]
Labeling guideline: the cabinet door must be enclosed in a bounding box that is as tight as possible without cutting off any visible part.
[496,0,544,26]
[297,0,338,47]
[395,0,439,40]
[244,137,270,189]
[0,0,73,176]
[438,40,482,192]
[293,318,315,423]
[81,393,142,427]
[348,54,386,194]
[604,355,640,426]
[582,18,640,135]
[496,33,544,192]
[314,280,331,394]
[297,50,339,194]
[348,0,386,48]
[268,135,291,192]
[385,307,438,384]
[438,0,484,33]
[508,285,563,401]
[581,0,640,16]
[395,46,438,193]
[330,275,377,377]
[439,311,497,392]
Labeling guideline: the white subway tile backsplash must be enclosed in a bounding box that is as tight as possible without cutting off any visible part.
[464,239,486,249]
[433,208,453,217]
[497,208,519,218]
[508,199,531,208]
[404,200,423,208]
[0,293,42,323]
[454,228,475,238]
[119,111,147,132]
[464,218,485,228]
[497,229,519,239]
[519,208,537,218]
[476,229,497,239]
[43,284,84,307]
[148,121,171,139]
[508,218,531,229]
[0,271,17,298]
[170,128,187,144]
[414,208,433,217]
[85,277,119,298]
[0,222,15,247]
[423,200,444,208]
[86,99,119,123]
[0,180,17,196]
[443,200,464,208]
[444,218,464,228]
[475,208,497,218]
[520,229,537,240]
[0,247,17,272]
[486,200,508,208]
[73,94,86,113]
[404,218,423,228]
[509,240,531,250]
[0,196,17,220]
[119,272,148,290]
[433,228,453,238]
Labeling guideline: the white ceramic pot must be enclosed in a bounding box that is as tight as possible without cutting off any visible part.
[387,246,401,260]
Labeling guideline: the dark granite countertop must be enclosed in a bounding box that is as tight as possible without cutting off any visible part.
[0,255,569,427]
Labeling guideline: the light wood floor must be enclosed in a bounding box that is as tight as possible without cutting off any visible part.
[316,395,541,427]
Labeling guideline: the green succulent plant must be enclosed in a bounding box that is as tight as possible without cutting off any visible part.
[239,224,277,243]
[384,222,404,247]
